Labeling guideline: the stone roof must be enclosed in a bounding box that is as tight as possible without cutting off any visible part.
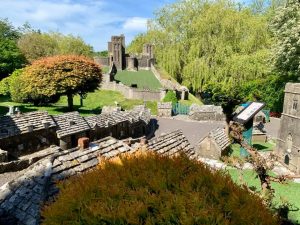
[53,112,91,138]
[209,128,231,151]
[157,102,172,109]
[85,106,151,129]
[0,111,56,140]
[0,137,135,225]
[0,130,199,225]
[147,130,195,157]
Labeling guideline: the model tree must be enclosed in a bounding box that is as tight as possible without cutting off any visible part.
[21,55,102,110]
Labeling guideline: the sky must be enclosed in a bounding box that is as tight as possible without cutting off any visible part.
[0,0,175,51]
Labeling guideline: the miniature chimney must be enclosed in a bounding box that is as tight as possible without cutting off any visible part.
[42,120,50,129]
[7,106,15,115]
[140,137,148,145]
[78,137,89,150]
[27,123,34,132]
[68,120,76,126]
[15,107,21,116]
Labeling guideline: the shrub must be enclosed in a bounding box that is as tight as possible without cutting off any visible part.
[0,69,27,102]
[163,90,178,104]
[42,153,278,225]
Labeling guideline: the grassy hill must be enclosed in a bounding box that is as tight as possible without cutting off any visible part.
[115,70,162,91]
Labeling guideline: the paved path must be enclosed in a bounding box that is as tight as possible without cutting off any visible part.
[153,116,226,147]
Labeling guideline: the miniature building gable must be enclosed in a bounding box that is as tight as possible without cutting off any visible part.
[196,127,230,159]
[147,130,195,157]
[53,111,90,139]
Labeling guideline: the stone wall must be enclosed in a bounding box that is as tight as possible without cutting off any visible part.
[189,104,226,121]
[101,81,166,101]
[0,128,58,158]
[94,57,109,67]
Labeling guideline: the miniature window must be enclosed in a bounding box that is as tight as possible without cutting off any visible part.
[292,99,298,110]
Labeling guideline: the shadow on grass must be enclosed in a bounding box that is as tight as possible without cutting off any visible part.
[253,144,269,151]
[49,105,102,116]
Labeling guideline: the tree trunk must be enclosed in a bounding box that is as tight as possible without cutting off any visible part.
[67,93,73,111]
[80,94,83,107]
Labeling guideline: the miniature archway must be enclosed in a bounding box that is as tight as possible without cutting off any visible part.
[284,154,290,165]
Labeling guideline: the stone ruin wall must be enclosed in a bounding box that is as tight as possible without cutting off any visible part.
[101,81,166,101]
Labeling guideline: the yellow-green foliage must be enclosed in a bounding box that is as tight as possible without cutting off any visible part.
[20,55,102,105]
[42,153,278,225]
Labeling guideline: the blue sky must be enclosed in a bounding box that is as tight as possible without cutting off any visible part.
[0,0,175,51]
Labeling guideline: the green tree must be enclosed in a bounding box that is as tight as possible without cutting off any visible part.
[0,19,26,79]
[18,32,94,63]
[270,0,300,77]
[21,55,102,109]
[129,0,279,112]
[163,90,178,104]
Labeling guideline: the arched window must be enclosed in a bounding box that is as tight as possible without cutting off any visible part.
[284,155,290,165]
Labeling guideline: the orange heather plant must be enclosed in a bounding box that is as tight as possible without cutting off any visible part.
[42,153,279,225]
[21,55,102,109]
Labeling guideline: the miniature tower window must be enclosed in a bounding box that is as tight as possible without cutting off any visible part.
[292,99,298,110]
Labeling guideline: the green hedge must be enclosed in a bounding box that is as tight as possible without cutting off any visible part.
[42,153,278,225]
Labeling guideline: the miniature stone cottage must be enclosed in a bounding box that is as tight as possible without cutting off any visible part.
[0,111,57,157]
[196,127,231,159]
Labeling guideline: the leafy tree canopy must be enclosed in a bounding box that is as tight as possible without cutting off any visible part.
[128,0,288,112]
[18,32,94,63]
[0,19,26,79]
[270,0,300,77]
[21,55,102,109]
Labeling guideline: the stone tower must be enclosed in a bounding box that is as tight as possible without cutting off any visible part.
[276,83,300,174]
[143,44,154,58]
[108,35,125,70]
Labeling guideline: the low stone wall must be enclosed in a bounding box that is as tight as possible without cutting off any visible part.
[101,81,166,101]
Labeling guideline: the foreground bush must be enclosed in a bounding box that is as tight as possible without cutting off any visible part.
[42,153,278,225]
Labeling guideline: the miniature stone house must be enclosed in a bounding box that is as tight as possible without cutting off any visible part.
[147,130,195,157]
[53,112,91,150]
[196,127,231,159]
[276,83,300,174]
[86,105,151,141]
[157,102,173,117]
[189,104,226,121]
[0,111,57,157]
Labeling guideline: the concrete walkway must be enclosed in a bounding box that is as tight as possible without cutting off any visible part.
[153,116,226,147]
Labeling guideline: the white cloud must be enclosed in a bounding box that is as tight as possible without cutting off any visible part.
[0,0,152,50]
[123,17,148,31]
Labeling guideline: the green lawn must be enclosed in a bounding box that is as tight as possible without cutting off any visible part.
[230,141,276,158]
[228,169,300,223]
[0,90,158,116]
[115,70,162,90]
[179,93,203,106]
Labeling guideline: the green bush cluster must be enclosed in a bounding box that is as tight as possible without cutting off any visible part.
[163,90,178,105]
[42,153,278,225]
